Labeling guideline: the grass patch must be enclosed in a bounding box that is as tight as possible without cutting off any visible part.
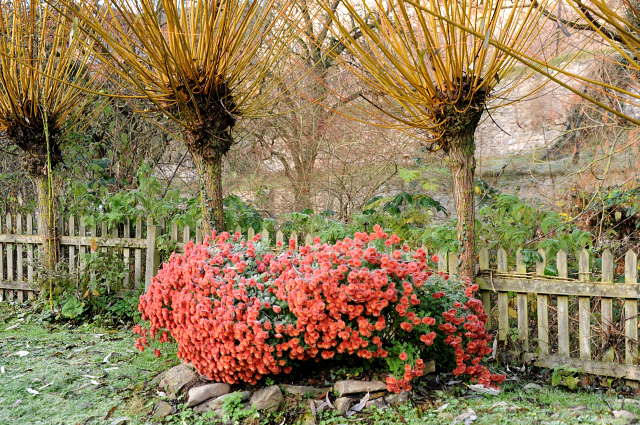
[1,301,639,424]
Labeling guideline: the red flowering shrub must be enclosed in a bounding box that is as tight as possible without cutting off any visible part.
[135,225,504,391]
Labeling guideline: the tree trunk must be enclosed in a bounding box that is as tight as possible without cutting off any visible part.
[34,174,58,271]
[191,149,225,236]
[293,179,313,212]
[449,141,476,279]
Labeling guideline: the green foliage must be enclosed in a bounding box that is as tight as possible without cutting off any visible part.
[223,194,266,233]
[63,162,201,231]
[551,365,582,390]
[222,391,258,423]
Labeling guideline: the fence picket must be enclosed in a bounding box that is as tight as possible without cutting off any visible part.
[479,247,491,330]
[78,217,86,276]
[437,249,447,273]
[516,248,526,274]
[601,249,615,362]
[183,225,190,244]
[262,229,269,245]
[536,249,549,354]
[247,228,255,242]
[276,230,284,248]
[134,219,142,287]
[497,248,508,342]
[123,218,131,289]
[304,234,313,246]
[145,218,158,292]
[7,214,13,283]
[0,214,4,284]
[290,232,298,250]
[557,249,570,357]
[234,225,241,235]
[578,249,591,360]
[514,247,528,349]
[16,214,23,302]
[448,252,458,275]
[68,215,75,277]
[625,250,638,366]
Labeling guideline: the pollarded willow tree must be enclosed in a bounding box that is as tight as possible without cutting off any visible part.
[318,0,579,278]
[60,0,300,233]
[0,0,100,270]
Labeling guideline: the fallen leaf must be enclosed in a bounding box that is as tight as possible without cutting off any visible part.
[103,352,113,364]
[11,399,22,408]
[453,408,477,425]
[104,405,118,421]
[325,392,334,409]
[91,380,100,386]
[70,383,91,392]
[108,417,131,425]
[1,366,5,374]
[612,410,636,419]
[347,392,370,417]
[523,383,543,391]
[13,351,29,357]
[468,384,500,396]
[26,388,40,395]
[437,403,450,412]
[4,323,20,331]
[568,405,587,411]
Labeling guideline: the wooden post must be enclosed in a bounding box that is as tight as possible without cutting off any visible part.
[578,249,591,360]
[448,252,458,275]
[234,225,241,235]
[144,218,160,292]
[557,249,570,357]
[625,250,638,366]
[437,249,447,273]
[247,228,256,242]
[262,228,269,245]
[78,217,86,277]
[16,214,23,302]
[536,249,549,355]
[515,247,528,350]
[123,218,131,289]
[183,225,191,244]
[68,215,75,277]
[134,219,142,288]
[304,234,313,246]
[195,225,202,244]
[497,248,508,342]
[479,247,491,330]
[276,230,284,248]
[7,214,13,283]
[601,249,615,362]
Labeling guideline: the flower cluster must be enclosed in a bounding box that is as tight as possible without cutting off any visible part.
[135,225,504,391]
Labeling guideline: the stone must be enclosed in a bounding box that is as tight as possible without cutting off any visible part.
[333,380,387,396]
[149,371,166,387]
[281,385,331,398]
[159,364,197,396]
[193,391,251,414]
[385,391,408,405]
[152,400,173,418]
[366,400,386,410]
[187,383,232,407]
[250,385,283,410]
[334,397,352,415]
[313,399,328,413]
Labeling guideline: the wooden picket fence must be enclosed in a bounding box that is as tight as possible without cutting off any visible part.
[1,214,639,381]
[467,246,640,381]
[0,214,299,301]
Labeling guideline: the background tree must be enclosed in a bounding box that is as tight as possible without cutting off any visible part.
[0,0,100,270]
[63,0,300,233]
[317,0,574,277]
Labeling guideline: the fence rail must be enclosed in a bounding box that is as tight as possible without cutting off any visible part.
[1,214,639,381]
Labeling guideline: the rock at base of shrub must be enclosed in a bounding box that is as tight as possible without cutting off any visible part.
[281,384,331,398]
[187,383,231,407]
[250,385,283,410]
[152,400,174,418]
[385,391,408,405]
[334,397,352,415]
[193,391,251,414]
[159,365,197,396]
[334,380,387,396]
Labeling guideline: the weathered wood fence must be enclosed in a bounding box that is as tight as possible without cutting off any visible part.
[2,215,639,381]
[467,246,640,382]
[0,214,297,301]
